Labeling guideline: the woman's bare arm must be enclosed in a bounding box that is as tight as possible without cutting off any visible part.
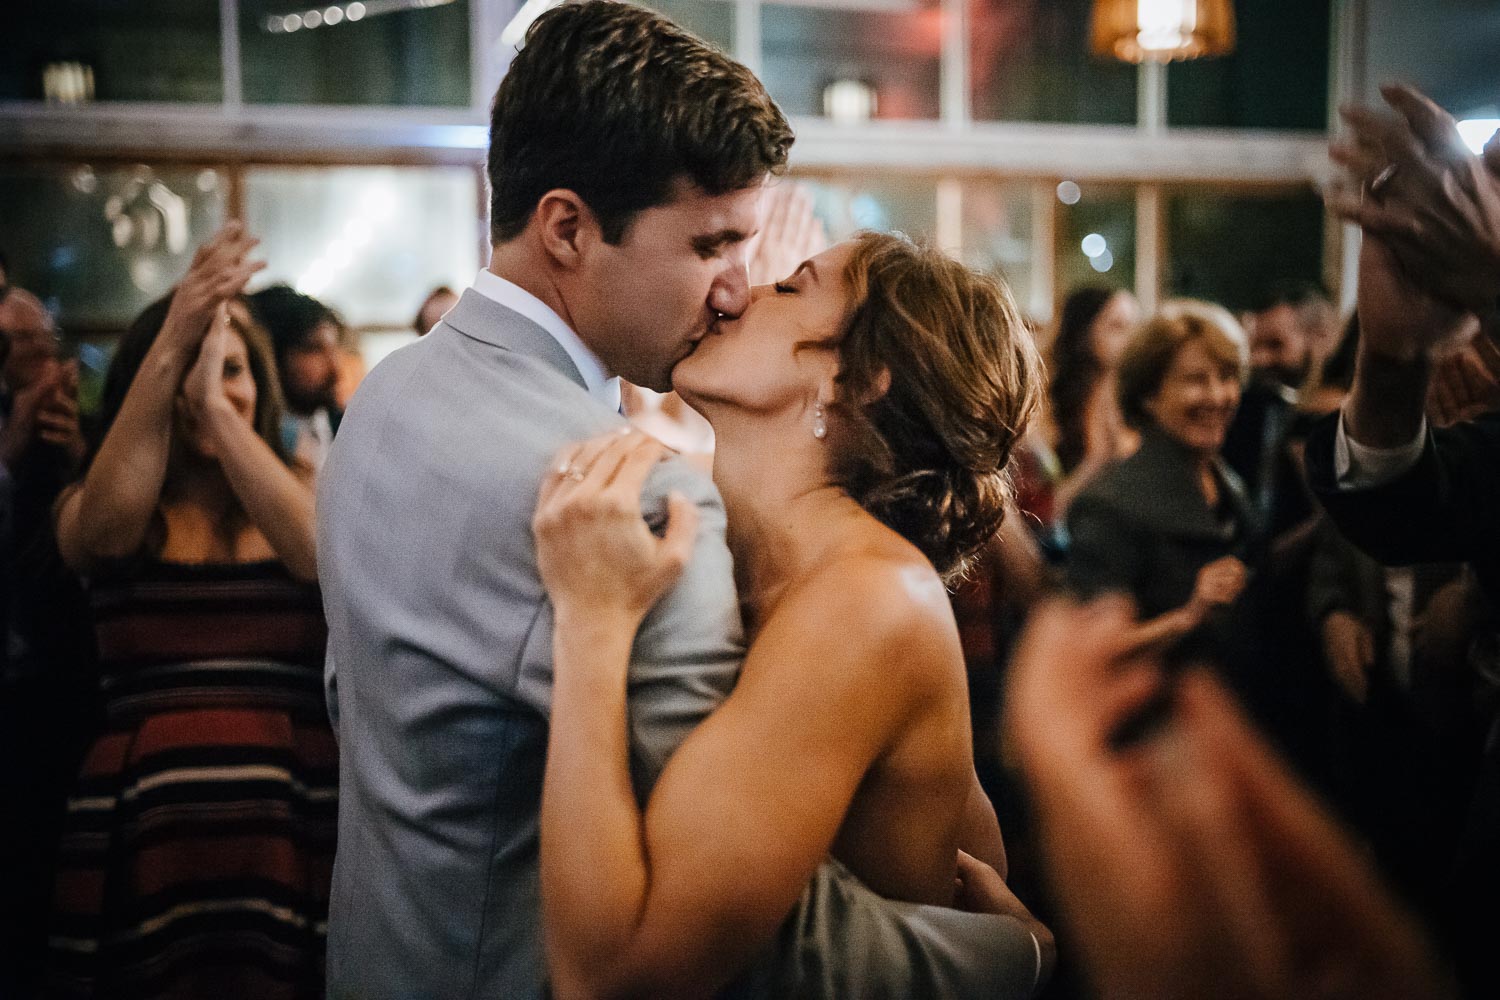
[182,319,318,580]
[56,224,264,570]
[544,572,945,999]
[1115,555,1248,657]
[535,434,950,999]
[958,774,1007,875]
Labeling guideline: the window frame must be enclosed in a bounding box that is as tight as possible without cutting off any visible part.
[0,0,1352,317]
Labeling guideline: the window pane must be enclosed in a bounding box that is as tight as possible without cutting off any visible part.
[243,166,481,328]
[970,0,1136,125]
[1166,188,1325,313]
[1054,184,1135,305]
[960,181,1036,317]
[240,0,470,106]
[1167,1,1331,129]
[643,0,734,53]
[0,164,227,329]
[762,1,941,120]
[795,176,937,242]
[2,1,221,102]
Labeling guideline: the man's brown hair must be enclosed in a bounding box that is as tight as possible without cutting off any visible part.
[487,1,793,245]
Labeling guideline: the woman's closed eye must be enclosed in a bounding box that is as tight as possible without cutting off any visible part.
[774,281,797,294]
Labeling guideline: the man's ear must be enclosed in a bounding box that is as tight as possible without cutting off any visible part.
[534,189,594,270]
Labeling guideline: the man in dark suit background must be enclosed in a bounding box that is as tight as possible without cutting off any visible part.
[1309,82,1500,998]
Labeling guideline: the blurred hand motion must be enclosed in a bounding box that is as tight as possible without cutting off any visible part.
[1330,83,1500,322]
[746,181,830,287]
[1004,596,1455,1000]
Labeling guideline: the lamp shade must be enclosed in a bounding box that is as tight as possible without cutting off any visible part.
[1091,0,1236,63]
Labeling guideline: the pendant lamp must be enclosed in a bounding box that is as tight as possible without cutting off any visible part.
[1091,0,1236,63]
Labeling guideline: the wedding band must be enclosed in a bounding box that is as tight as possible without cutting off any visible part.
[1369,162,1399,197]
[557,462,586,481]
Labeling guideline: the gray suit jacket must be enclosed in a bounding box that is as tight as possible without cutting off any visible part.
[318,289,1041,999]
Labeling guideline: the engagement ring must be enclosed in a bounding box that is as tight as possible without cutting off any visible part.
[1368,162,1399,198]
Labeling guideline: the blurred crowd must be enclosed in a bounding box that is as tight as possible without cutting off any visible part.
[1,74,1499,1000]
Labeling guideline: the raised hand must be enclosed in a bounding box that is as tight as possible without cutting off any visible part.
[747,181,829,287]
[160,221,265,358]
[1004,597,1453,1000]
[1355,235,1475,364]
[1330,84,1500,319]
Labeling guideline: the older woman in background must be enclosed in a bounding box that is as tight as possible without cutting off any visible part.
[1065,301,1261,673]
[48,223,333,1000]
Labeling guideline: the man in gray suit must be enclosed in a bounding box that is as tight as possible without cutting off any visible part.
[317,3,1045,997]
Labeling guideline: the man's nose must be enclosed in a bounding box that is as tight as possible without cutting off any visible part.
[707,257,751,320]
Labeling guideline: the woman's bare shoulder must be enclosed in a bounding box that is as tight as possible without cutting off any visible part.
[813,545,952,629]
[755,538,963,698]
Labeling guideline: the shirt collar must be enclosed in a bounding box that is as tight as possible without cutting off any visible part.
[470,269,621,411]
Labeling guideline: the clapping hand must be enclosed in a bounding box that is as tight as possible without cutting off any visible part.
[1427,330,1500,426]
[1004,597,1453,1000]
[0,358,85,469]
[1321,610,1376,703]
[37,359,86,466]
[161,222,265,359]
[1330,84,1500,320]
[747,182,829,287]
[175,304,243,456]
[2,359,60,468]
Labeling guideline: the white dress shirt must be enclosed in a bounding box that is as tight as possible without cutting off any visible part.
[471,269,622,413]
[1333,410,1427,490]
[289,406,336,473]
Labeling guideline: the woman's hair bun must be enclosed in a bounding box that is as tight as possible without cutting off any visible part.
[830,232,1042,581]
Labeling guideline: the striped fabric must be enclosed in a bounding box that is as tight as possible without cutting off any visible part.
[48,560,335,1000]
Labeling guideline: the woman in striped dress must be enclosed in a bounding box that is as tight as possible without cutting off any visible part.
[49,223,334,999]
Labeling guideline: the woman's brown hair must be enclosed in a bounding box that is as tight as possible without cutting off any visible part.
[83,295,293,559]
[828,232,1042,582]
[97,294,293,469]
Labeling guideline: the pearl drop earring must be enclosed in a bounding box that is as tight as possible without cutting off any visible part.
[813,402,827,440]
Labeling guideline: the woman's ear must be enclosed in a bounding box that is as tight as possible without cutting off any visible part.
[843,367,891,408]
[535,189,591,270]
[863,367,893,404]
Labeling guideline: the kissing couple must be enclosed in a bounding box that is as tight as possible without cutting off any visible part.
[319,2,1051,997]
